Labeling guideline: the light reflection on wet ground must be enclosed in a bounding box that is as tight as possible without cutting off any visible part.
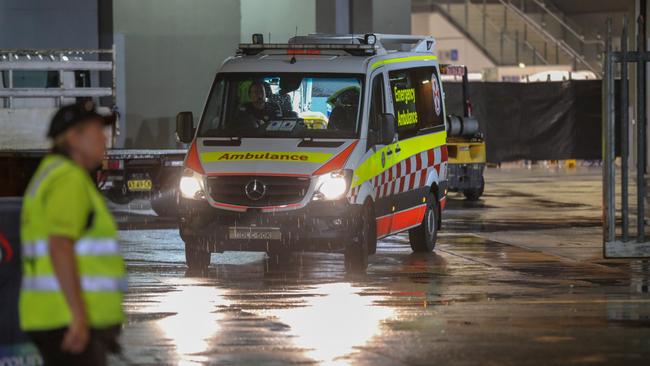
[113,167,650,365]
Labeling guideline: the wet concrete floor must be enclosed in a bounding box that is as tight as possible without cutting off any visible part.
[112,167,650,365]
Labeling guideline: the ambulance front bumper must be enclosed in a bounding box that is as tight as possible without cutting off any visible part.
[178,198,361,253]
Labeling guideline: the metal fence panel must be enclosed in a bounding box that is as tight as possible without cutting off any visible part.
[603,16,650,258]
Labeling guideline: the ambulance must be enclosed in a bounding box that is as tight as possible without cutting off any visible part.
[175,34,449,272]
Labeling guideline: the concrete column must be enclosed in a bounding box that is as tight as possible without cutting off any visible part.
[317,0,411,35]
[98,0,114,125]
[351,0,411,35]
[350,0,373,34]
[316,0,350,34]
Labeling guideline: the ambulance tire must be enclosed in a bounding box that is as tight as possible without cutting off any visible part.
[366,203,378,255]
[409,193,438,253]
[345,203,371,273]
[184,240,211,270]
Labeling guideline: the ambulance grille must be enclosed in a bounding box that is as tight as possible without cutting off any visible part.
[207,176,311,207]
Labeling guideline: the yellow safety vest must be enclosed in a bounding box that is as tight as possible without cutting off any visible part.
[19,154,125,331]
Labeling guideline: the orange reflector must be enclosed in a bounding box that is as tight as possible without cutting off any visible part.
[312,141,358,176]
[185,141,205,174]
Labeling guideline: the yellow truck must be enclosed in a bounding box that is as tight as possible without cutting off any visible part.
[441,65,486,201]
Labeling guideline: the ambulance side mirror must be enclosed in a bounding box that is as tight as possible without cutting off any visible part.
[176,111,195,144]
[379,113,396,145]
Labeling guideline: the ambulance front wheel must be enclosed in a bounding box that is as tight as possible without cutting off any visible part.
[409,193,438,253]
[184,240,211,270]
[345,202,372,273]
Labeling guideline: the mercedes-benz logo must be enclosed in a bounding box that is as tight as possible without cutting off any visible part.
[244,179,266,201]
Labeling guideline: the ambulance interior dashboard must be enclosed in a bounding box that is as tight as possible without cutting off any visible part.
[198,73,363,139]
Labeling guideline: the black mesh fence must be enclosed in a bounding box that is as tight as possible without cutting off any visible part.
[444,80,615,163]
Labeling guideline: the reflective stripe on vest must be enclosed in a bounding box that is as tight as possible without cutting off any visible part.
[22,238,120,259]
[22,275,128,292]
[26,159,64,197]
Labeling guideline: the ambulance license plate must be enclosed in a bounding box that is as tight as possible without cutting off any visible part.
[228,227,281,240]
[127,179,152,192]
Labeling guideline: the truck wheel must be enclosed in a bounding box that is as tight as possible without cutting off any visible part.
[184,240,211,270]
[106,188,131,205]
[408,193,438,253]
[463,176,485,201]
[344,203,371,273]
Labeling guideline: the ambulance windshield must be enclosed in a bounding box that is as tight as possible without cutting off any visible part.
[198,73,363,139]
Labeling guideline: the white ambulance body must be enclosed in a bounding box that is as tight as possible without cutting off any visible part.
[176,34,449,272]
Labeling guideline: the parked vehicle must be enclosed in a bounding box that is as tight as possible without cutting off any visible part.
[441,65,486,201]
[0,48,185,214]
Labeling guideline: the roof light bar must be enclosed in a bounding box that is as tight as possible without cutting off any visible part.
[287,49,321,55]
[238,34,436,56]
[238,43,377,56]
[239,43,376,50]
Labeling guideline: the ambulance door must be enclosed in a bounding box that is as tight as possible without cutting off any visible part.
[387,66,446,234]
[365,70,396,238]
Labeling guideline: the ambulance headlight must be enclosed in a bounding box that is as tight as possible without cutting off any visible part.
[179,169,205,200]
[314,170,350,201]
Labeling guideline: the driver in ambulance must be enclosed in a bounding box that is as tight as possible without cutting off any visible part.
[238,80,282,128]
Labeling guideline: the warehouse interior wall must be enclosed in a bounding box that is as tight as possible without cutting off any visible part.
[113,0,240,149]
[241,0,316,43]
[0,0,98,49]
[114,0,317,148]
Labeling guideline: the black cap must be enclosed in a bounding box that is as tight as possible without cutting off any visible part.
[47,101,116,138]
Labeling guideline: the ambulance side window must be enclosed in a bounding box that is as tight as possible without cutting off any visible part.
[389,67,445,140]
[368,74,385,149]
[201,79,226,132]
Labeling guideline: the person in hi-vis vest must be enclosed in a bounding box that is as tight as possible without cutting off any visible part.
[20,101,125,366]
